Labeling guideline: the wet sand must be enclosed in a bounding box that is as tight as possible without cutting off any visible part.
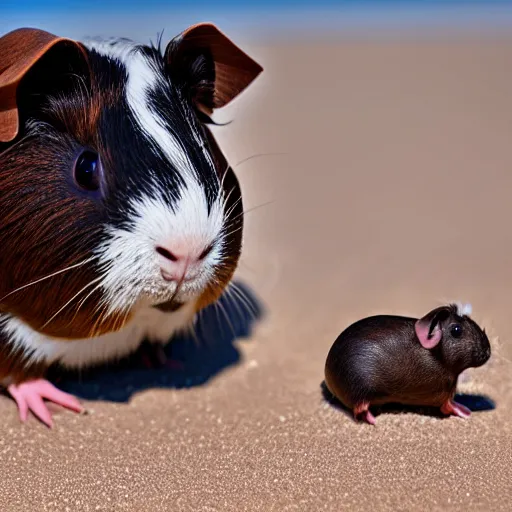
[0,35,511,511]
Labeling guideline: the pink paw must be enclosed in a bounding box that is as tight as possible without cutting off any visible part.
[353,402,377,425]
[441,399,471,419]
[8,379,83,428]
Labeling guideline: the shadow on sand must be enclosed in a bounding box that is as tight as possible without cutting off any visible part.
[49,280,264,403]
[320,381,496,423]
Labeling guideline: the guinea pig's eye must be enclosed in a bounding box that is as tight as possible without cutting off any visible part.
[74,150,100,191]
[450,324,463,338]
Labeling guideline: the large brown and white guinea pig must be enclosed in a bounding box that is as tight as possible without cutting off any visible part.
[0,23,263,427]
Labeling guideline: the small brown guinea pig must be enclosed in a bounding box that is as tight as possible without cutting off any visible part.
[0,24,262,427]
[324,303,491,425]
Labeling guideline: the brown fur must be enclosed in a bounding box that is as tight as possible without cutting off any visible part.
[0,115,129,339]
[324,306,491,415]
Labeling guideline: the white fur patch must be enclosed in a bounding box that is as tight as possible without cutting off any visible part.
[95,185,225,316]
[0,302,196,369]
[456,302,473,316]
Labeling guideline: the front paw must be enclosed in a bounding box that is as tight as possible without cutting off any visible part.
[8,379,84,428]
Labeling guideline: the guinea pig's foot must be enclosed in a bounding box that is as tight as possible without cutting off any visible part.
[353,402,376,425]
[440,399,471,419]
[8,379,84,428]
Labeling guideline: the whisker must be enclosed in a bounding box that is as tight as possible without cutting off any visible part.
[70,280,105,325]
[219,152,285,193]
[211,300,224,339]
[0,131,35,157]
[223,288,245,327]
[223,200,275,236]
[229,282,259,318]
[0,257,97,303]
[96,279,136,320]
[233,152,287,169]
[222,186,237,212]
[41,275,103,329]
[215,299,236,339]
[235,200,275,221]
[220,161,232,190]
[222,200,275,239]
[222,225,243,240]
[224,196,242,219]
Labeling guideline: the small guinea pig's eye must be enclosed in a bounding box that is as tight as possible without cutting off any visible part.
[450,324,463,338]
[74,150,100,191]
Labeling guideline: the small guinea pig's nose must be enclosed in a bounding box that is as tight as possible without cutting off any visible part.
[156,244,211,283]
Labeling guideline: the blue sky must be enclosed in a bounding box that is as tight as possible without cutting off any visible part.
[3,0,512,9]
[2,1,512,42]
[3,0,512,8]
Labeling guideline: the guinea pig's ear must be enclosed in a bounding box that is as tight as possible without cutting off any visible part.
[164,23,263,118]
[0,27,86,143]
[414,306,453,349]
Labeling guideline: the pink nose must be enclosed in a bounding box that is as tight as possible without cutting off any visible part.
[156,245,211,282]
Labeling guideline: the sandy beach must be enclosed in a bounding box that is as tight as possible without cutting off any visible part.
[0,34,511,511]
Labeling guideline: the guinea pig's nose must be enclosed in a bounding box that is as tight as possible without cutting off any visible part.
[156,245,209,283]
[156,246,180,263]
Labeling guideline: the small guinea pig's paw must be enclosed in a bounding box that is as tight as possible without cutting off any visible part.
[7,379,84,428]
[440,399,471,419]
[353,402,377,426]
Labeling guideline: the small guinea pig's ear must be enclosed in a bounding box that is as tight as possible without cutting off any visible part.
[414,305,454,349]
[164,23,263,118]
[0,27,87,143]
